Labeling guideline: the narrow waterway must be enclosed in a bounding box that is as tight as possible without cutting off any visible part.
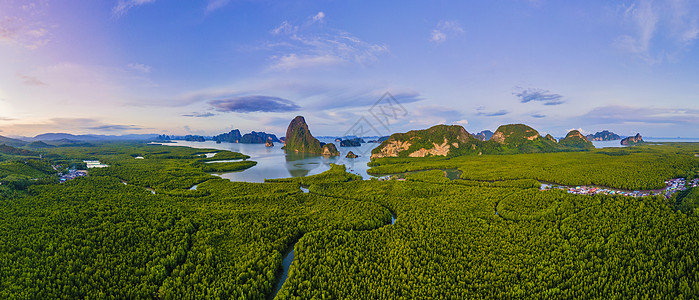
[269,200,397,299]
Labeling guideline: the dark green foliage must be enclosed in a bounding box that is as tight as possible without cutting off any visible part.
[1,141,699,299]
[199,151,250,161]
[369,144,699,190]
[0,135,27,147]
[198,160,257,173]
[266,164,362,186]
[0,144,39,156]
[25,141,56,149]
[675,187,699,214]
[280,179,699,299]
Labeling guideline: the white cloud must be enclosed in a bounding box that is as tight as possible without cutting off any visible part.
[269,54,343,70]
[271,21,297,35]
[431,30,446,43]
[430,20,464,43]
[127,63,152,73]
[205,0,230,13]
[615,0,699,64]
[0,1,52,50]
[566,128,589,135]
[311,11,325,24]
[112,0,155,18]
[455,119,469,126]
[266,13,388,70]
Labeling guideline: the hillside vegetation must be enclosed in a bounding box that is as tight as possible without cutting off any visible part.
[371,124,596,158]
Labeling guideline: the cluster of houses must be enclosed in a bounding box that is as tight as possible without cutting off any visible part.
[542,178,699,198]
[59,169,88,183]
[58,160,109,183]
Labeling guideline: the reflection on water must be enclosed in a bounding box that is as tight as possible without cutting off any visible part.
[164,140,379,183]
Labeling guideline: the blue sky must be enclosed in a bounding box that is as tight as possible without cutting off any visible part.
[1,0,698,138]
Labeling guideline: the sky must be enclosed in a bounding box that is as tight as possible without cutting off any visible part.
[1,0,698,138]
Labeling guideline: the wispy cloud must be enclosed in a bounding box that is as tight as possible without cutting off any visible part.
[270,54,343,70]
[514,87,565,105]
[311,11,325,24]
[0,118,144,135]
[112,0,155,18]
[476,107,509,117]
[127,63,151,73]
[88,124,143,131]
[532,113,546,118]
[183,112,216,118]
[0,2,52,50]
[431,20,464,43]
[615,0,699,63]
[408,105,468,127]
[0,116,15,121]
[210,95,301,113]
[205,0,230,13]
[577,105,699,125]
[266,13,388,70]
[17,74,47,86]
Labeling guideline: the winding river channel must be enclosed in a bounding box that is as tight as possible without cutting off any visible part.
[268,192,398,299]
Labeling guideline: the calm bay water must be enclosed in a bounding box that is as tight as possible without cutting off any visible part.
[166,137,699,183]
[165,139,379,182]
[592,137,699,148]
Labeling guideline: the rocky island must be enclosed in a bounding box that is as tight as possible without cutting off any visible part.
[621,133,644,145]
[283,116,340,156]
[213,130,279,144]
[371,123,598,158]
[586,130,621,141]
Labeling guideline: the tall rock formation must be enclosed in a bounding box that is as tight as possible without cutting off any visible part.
[213,130,242,143]
[283,116,339,156]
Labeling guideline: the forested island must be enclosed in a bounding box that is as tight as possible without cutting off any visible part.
[1,130,698,299]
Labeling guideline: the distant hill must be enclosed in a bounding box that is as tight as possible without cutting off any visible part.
[473,130,494,141]
[213,130,242,143]
[371,123,596,159]
[586,130,621,141]
[241,131,280,143]
[489,124,562,153]
[0,144,38,156]
[283,116,339,156]
[0,135,27,147]
[25,141,56,149]
[212,130,279,144]
[559,130,594,149]
[31,133,159,141]
[184,135,206,142]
